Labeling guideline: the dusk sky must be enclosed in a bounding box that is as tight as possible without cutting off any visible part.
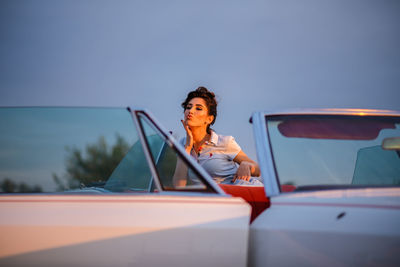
[1,0,399,160]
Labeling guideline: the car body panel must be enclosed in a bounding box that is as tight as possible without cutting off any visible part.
[250,188,400,266]
[0,194,251,267]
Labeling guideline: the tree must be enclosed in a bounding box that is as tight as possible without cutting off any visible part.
[0,178,42,193]
[53,135,130,190]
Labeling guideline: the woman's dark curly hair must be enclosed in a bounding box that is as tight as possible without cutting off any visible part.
[181,86,218,134]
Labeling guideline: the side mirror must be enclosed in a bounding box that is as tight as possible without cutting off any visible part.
[382,137,400,150]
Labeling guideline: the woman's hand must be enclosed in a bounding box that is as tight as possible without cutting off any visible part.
[181,119,193,154]
[232,150,261,182]
[233,161,254,182]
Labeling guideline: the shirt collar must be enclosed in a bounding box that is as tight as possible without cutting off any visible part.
[206,130,218,146]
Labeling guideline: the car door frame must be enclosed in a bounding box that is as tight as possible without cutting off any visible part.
[130,107,226,194]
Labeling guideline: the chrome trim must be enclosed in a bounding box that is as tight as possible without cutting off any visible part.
[133,109,226,195]
[129,109,163,192]
[251,112,280,197]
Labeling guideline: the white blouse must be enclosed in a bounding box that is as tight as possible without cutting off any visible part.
[180,130,241,184]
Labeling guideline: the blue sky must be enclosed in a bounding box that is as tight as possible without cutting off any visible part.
[1,0,399,160]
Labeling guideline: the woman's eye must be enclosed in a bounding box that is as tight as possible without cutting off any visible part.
[196,107,202,111]
[185,106,191,110]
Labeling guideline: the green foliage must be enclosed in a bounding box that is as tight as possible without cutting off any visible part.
[0,178,42,193]
[53,134,130,190]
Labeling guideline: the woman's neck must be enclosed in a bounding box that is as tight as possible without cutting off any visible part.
[190,126,209,145]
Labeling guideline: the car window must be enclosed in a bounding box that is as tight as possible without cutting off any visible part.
[266,115,400,189]
[137,113,215,192]
[0,107,151,193]
[104,138,153,192]
[352,145,400,185]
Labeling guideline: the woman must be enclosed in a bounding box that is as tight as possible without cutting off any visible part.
[173,86,261,186]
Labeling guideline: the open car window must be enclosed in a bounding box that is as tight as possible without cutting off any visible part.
[266,115,400,190]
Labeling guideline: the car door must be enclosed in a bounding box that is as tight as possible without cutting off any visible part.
[0,107,251,267]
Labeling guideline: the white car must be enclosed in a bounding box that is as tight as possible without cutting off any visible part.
[0,107,399,266]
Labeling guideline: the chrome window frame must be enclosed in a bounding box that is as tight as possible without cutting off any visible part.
[251,112,280,197]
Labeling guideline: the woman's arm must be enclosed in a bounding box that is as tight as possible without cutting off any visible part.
[233,150,261,181]
[181,119,193,154]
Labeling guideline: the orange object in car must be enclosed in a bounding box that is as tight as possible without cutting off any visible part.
[219,184,270,223]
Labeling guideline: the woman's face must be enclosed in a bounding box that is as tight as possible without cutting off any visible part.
[184,97,214,128]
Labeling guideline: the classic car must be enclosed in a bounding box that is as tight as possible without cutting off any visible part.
[0,107,399,266]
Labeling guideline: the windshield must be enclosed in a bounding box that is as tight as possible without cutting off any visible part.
[0,107,146,193]
[266,115,400,189]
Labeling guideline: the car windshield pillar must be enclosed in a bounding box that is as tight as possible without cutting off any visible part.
[251,112,280,197]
